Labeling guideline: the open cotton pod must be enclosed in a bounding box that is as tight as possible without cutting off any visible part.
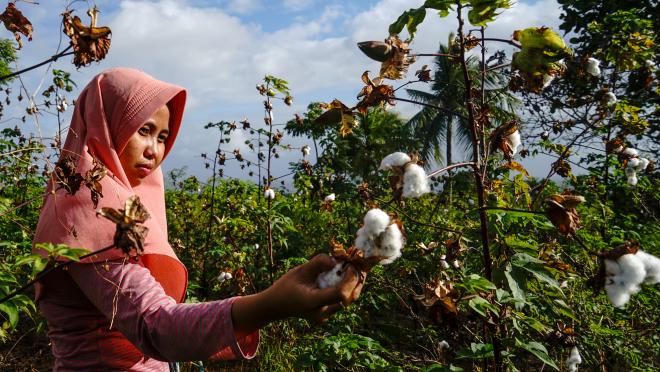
[317,208,405,288]
[380,152,430,200]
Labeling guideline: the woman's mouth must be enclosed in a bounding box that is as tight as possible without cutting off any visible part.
[135,164,152,177]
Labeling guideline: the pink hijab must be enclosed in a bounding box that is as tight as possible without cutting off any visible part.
[34,68,188,301]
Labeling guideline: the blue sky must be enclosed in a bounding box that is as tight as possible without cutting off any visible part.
[4,0,564,186]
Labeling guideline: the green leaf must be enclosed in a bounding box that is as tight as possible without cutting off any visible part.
[504,264,527,305]
[0,303,19,328]
[457,343,494,359]
[511,253,559,289]
[423,0,456,17]
[515,339,559,370]
[457,274,497,293]
[468,296,499,318]
[389,7,427,39]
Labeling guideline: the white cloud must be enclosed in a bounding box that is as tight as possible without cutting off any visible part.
[226,0,261,14]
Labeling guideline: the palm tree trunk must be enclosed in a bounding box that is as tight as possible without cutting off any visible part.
[447,121,453,206]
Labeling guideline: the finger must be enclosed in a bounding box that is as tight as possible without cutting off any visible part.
[311,303,343,324]
[303,254,339,275]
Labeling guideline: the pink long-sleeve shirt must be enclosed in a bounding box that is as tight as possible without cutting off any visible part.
[37,258,259,371]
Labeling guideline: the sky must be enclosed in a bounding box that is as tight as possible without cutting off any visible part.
[4,0,564,187]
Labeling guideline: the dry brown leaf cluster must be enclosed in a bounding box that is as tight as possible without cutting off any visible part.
[62,7,111,67]
[97,195,150,258]
[0,3,33,49]
[552,158,572,177]
[379,35,416,80]
[412,279,458,315]
[415,65,432,82]
[53,155,107,208]
[315,99,356,137]
[356,71,395,115]
[489,120,519,161]
[545,192,585,236]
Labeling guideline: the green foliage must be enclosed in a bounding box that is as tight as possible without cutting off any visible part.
[0,39,17,84]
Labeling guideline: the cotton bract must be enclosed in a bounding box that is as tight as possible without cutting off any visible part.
[586,57,601,77]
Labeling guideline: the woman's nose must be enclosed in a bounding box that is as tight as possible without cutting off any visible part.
[144,138,158,159]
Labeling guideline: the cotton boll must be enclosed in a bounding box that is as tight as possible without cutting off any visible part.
[301,145,310,157]
[627,158,640,169]
[379,152,411,170]
[217,271,233,283]
[316,263,346,289]
[627,174,638,186]
[355,227,375,256]
[506,130,522,157]
[622,148,639,158]
[566,346,582,372]
[616,254,646,293]
[603,92,617,106]
[324,193,336,202]
[605,278,632,308]
[604,259,622,277]
[374,224,403,264]
[264,188,276,200]
[363,209,390,237]
[625,166,636,178]
[636,158,650,172]
[402,163,430,198]
[586,57,601,77]
[438,340,450,350]
[635,250,660,284]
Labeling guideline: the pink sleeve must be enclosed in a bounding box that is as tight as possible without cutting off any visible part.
[67,261,259,362]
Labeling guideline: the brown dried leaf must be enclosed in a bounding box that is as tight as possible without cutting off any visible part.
[503,161,529,177]
[355,71,395,115]
[62,7,112,68]
[415,65,432,82]
[54,154,83,195]
[489,120,519,161]
[545,193,584,236]
[379,35,416,80]
[97,195,151,257]
[315,99,357,136]
[0,3,33,49]
[84,159,107,208]
[552,158,572,177]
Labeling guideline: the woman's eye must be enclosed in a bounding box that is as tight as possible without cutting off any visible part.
[158,134,168,143]
[138,127,150,136]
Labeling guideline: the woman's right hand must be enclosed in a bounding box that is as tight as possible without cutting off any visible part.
[231,254,364,335]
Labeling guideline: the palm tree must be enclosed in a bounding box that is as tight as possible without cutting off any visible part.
[406,34,518,165]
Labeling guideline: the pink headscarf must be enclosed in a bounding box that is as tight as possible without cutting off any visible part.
[34,68,188,301]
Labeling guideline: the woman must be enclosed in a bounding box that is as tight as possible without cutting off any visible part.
[33,68,361,370]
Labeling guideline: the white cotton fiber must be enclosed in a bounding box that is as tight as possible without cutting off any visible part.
[355,227,376,256]
[636,250,660,284]
[604,253,649,307]
[627,158,640,169]
[379,152,411,170]
[605,279,632,308]
[506,130,522,157]
[622,148,638,158]
[373,224,404,264]
[363,209,390,236]
[324,193,336,202]
[636,158,650,172]
[586,57,601,77]
[604,92,617,106]
[402,163,430,198]
[316,262,346,289]
[616,254,646,293]
[542,74,555,89]
[566,346,582,372]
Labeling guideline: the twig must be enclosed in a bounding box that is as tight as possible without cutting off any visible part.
[0,244,116,305]
[427,162,476,178]
[0,46,73,82]
[481,206,545,215]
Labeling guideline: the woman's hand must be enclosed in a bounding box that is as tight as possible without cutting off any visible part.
[232,254,364,335]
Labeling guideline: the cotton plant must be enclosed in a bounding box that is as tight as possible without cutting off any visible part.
[603,247,660,308]
[620,147,652,186]
[317,208,405,288]
[379,152,430,199]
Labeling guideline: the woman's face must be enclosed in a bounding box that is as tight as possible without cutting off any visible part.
[119,105,170,186]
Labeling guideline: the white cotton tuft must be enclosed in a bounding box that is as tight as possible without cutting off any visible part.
[646,59,656,69]
[402,163,430,198]
[316,262,346,289]
[635,250,660,284]
[603,92,617,106]
[217,271,233,283]
[586,57,601,77]
[604,254,648,307]
[379,152,411,170]
[627,158,640,169]
[264,188,276,200]
[616,254,646,293]
[324,193,336,202]
[627,174,638,186]
[363,208,391,237]
[622,148,639,158]
[372,224,404,264]
[566,346,582,372]
[301,145,311,157]
[438,340,450,350]
[542,74,555,89]
[636,158,650,172]
[506,130,522,157]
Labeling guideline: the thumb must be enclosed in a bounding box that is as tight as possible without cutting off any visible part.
[312,266,359,307]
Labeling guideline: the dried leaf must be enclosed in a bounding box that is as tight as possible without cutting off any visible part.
[503,161,529,177]
[54,154,83,195]
[355,71,395,115]
[0,3,33,49]
[489,120,519,161]
[97,195,151,257]
[552,158,572,177]
[379,35,416,80]
[545,192,584,236]
[62,7,112,68]
[84,159,107,208]
[315,99,357,136]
